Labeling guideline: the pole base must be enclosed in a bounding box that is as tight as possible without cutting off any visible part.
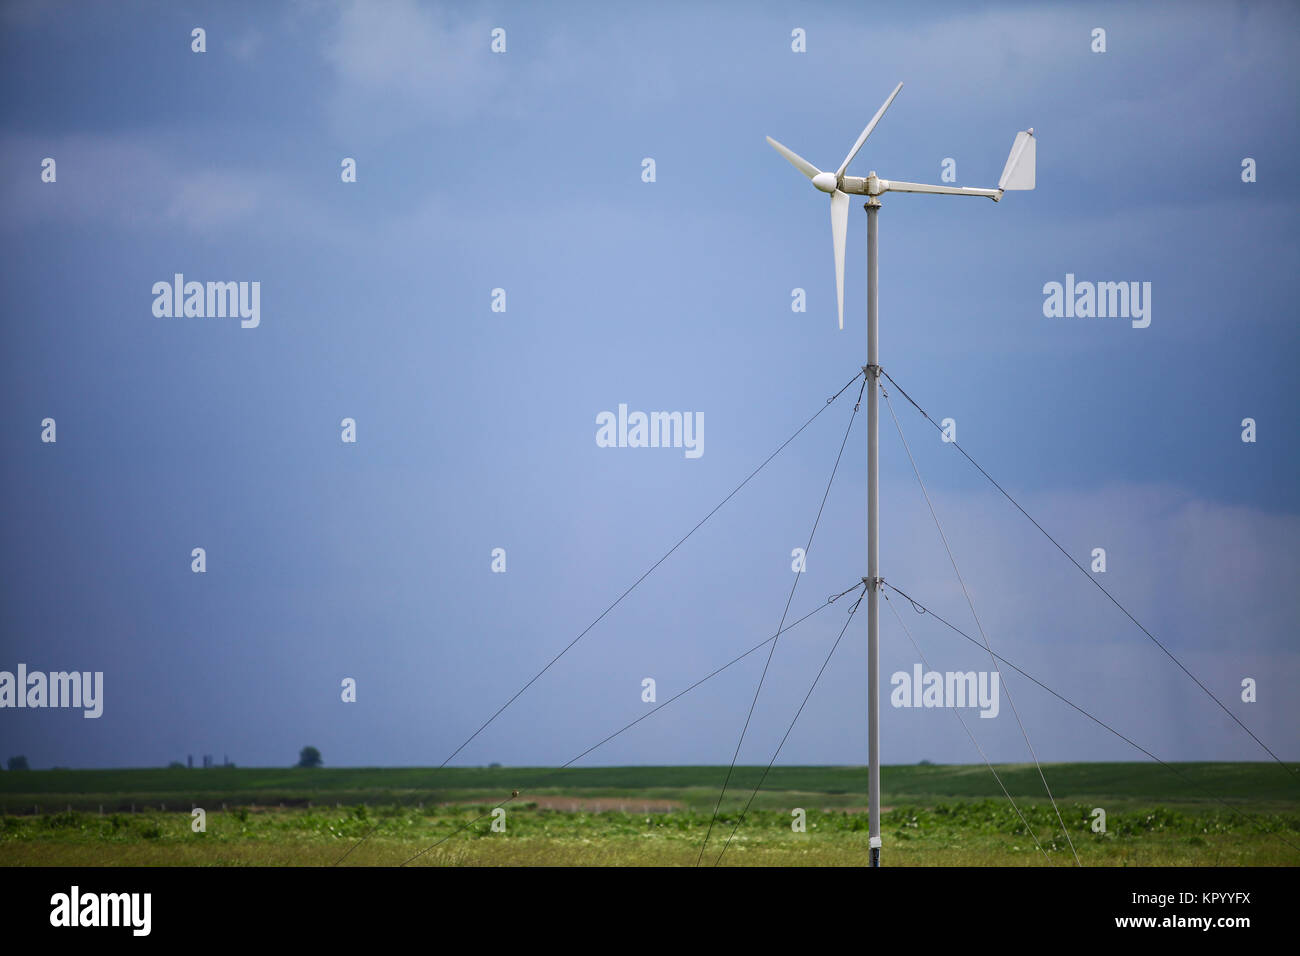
[870,846,881,867]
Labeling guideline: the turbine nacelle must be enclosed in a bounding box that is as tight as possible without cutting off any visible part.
[766,82,1035,330]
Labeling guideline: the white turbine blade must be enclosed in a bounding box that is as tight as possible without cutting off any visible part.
[766,136,821,180]
[836,81,903,179]
[830,189,849,329]
[881,179,1001,200]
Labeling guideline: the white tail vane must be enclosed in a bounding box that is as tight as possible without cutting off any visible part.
[767,86,1034,329]
[998,128,1036,191]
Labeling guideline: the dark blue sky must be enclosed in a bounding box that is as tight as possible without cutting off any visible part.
[1,0,1297,773]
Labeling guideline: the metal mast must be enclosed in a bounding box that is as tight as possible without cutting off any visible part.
[865,195,882,867]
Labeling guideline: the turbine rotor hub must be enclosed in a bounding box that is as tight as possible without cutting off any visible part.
[811,171,839,193]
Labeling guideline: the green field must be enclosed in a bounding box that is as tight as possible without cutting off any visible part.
[2,763,1297,866]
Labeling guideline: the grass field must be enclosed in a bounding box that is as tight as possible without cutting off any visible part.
[2,763,1297,866]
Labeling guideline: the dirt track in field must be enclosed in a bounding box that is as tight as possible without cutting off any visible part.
[452,796,686,812]
[441,797,893,813]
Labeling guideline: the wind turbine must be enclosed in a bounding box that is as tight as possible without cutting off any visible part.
[766,82,1035,867]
